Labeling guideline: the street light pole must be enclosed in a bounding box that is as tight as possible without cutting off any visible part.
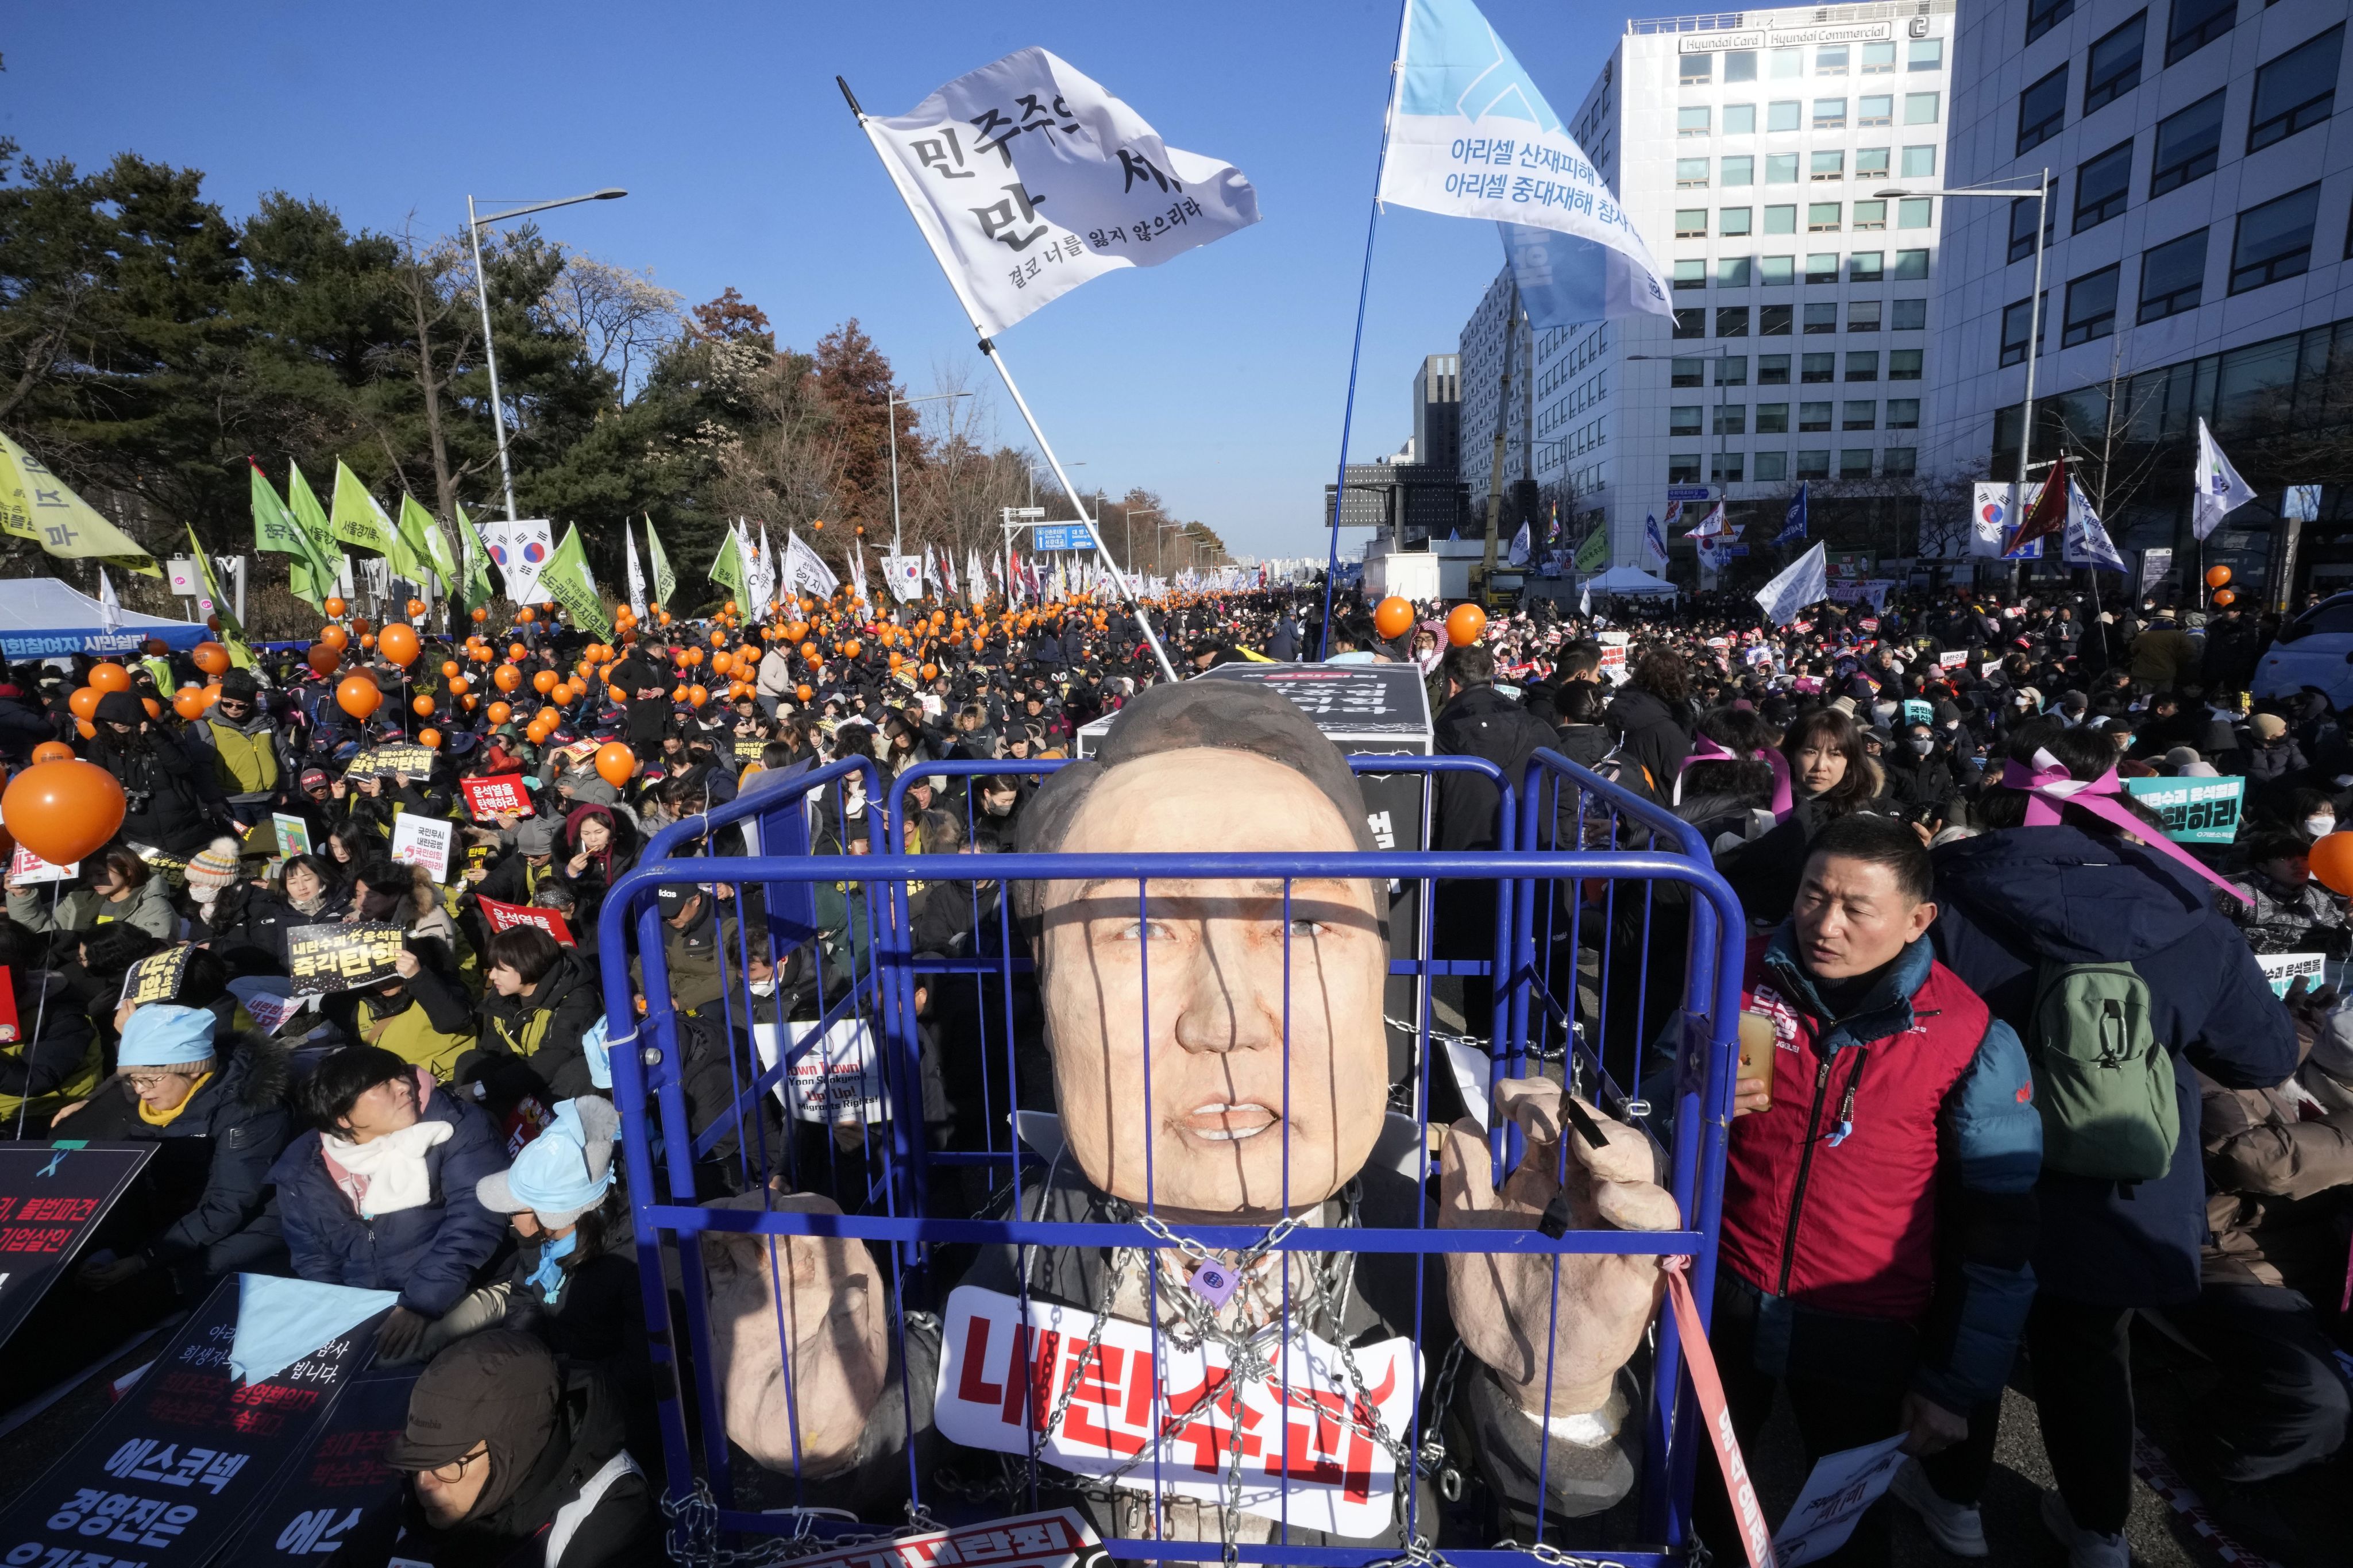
[465,187,627,522]
[886,389,971,554]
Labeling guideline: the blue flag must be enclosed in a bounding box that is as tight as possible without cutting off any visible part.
[1776,482,1809,547]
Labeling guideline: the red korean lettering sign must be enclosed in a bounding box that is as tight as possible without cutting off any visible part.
[477,897,576,947]
[460,775,531,820]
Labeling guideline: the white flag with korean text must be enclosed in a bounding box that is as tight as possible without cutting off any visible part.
[2193,417,2255,542]
[860,48,1262,337]
[782,529,839,600]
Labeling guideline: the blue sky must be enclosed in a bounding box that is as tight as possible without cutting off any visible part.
[5,0,1688,558]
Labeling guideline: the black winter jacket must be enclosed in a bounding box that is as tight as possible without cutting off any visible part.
[1602,686,1691,799]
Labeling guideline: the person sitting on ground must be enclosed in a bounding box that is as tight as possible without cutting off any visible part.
[473,926,604,1111]
[6,844,179,941]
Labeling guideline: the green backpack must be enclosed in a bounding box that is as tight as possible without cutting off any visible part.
[2028,960,2179,1183]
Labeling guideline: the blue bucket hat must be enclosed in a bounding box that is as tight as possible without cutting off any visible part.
[117,1003,217,1068]
[476,1096,619,1226]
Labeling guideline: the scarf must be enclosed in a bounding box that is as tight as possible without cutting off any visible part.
[321,1117,453,1218]
[2000,746,2250,905]
[137,1073,212,1128]
[524,1231,580,1304]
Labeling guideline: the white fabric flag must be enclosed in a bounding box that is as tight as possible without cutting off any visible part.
[2063,480,2127,571]
[850,543,870,602]
[97,567,120,632]
[2193,417,2255,541]
[1507,520,1531,566]
[624,522,649,619]
[491,519,553,604]
[782,530,840,600]
[881,554,924,603]
[1381,0,1670,320]
[1641,515,1670,572]
[1756,542,1828,626]
[861,48,1262,338]
[969,549,988,605]
[1688,503,1727,538]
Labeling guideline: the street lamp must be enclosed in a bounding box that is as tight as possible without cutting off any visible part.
[1125,504,1162,576]
[887,389,971,554]
[1156,519,1185,577]
[466,187,627,522]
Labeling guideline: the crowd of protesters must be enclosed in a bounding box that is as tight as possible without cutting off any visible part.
[0,571,2340,1566]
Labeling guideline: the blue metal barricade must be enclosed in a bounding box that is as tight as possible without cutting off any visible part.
[599,755,1744,1566]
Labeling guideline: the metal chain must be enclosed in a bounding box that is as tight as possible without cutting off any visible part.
[1492,1541,1637,1568]
[661,1480,949,1568]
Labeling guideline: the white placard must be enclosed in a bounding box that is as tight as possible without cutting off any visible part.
[388,814,453,883]
[7,845,76,885]
[753,1018,888,1124]
[1773,1434,1908,1566]
[2257,952,2327,999]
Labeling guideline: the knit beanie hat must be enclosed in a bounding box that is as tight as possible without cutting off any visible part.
[183,837,240,898]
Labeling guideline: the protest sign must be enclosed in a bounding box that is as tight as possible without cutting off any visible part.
[734,736,769,763]
[240,989,313,1036]
[269,814,311,859]
[1980,660,2000,679]
[120,945,193,1008]
[0,1142,153,1352]
[754,1018,888,1124]
[479,897,575,947]
[239,1370,418,1564]
[345,743,435,782]
[8,844,75,884]
[1901,700,1932,727]
[780,1509,1100,1568]
[284,922,404,997]
[388,814,453,882]
[1936,650,1968,670]
[458,774,530,820]
[1773,1434,1908,1565]
[1596,631,1630,685]
[2256,952,2327,998]
[0,1275,387,1568]
[2123,775,2244,844]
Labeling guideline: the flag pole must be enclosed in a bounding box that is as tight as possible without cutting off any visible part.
[837,75,1179,685]
[1319,0,1412,660]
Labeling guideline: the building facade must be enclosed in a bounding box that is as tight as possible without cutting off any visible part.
[1456,1,1958,569]
[1925,0,2351,598]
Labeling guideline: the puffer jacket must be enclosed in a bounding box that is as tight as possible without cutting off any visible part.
[1931,823,2300,1306]
[268,1072,506,1318]
[2225,870,2352,957]
[2198,1068,2353,1290]
[477,947,605,1100]
[7,875,180,941]
[1602,685,1691,800]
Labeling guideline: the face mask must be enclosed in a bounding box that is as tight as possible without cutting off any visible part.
[747,978,777,998]
[2305,818,2335,839]
[1907,737,1934,756]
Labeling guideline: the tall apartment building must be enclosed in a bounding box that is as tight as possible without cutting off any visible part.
[1413,353,1463,474]
[1924,0,2351,594]
[1459,1,1957,567]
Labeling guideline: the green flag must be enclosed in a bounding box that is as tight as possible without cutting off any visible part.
[286,462,344,596]
[257,462,337,611]
[329,460,398,555]
[457,504,495,607]
[186,526,255,667]
[643,515,676,609]
[708,525,745,601]
[390,494,438,586]
[0,430,161,576]
[1573,524,1609,574]
[540,524,612,640]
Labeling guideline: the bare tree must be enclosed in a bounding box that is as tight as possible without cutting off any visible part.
[537,252,685,406]
[373,225,490,530]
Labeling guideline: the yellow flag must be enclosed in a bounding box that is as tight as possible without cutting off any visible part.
[329,460,399,554]
[0,431,161,576]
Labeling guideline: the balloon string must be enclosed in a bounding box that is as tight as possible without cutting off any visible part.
[13,880,61,1143]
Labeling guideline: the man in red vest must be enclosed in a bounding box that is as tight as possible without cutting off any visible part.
[1694,813,2042,1566]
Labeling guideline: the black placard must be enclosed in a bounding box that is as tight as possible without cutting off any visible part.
[238,1370,418,1563]
[284,922,406,997]
[0,1141,153,1352]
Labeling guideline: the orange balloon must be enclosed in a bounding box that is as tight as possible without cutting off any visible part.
[595,741,637,788]
[1445,603,1487,647]
[74,719,93,739]
[687,685,709,708]
[447,674,469,697]
[142,697,160,720]
[412,694,435,717]
[2213,588,2238,607]
[379,623,420,667]
[67,688,100,722]
[2205,565,2232,589]
[487,701,513,725]
[319,623,349,651]
[172,689,206,721]
[533,670,558,695]
[608,684,627,704]
[349,616,371,636]
[2308,831,2353,896]
[888,652,902,670]
[308,643,342,678]
[336,675,382,719]
[1374,597,1415,641]
[2,759,125,864]
[30,741,72,765]
[842,639,861,659]
[517,607,537,624]
[359,634,377,651]
[493,664,522,693]
[441,660,461,680]
[549,683,574,705]
[471,606,489,623]
[800,642,819,661]
[406,598,427,620]
[919,663,937,681]
[87,663,132,694]
[795,684,813,702]
[325,597,348,618]
[200,683,221,709]
[508,643,527,661]
[192,642,230,677]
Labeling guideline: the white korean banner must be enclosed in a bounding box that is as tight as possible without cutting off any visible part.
[862,48,1262,337]
[882,554,926,604]
[1379,0,1670,318]
[781,529,839,601]
[489,518,553,604]
[389,814,453,883]
[935,1285,1421,1537]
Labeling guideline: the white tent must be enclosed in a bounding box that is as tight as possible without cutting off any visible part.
[1583,566,1679,598]
[0,577,209,661]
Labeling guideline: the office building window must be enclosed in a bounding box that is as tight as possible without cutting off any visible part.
[2062,265,2119,345]
[1711,451,1746,483]
[1674,308,1706,338]
[2248,26,2342,154]
[1898,198,1934,229]
[1889,348,1924,379]
[1887,398,1921,428]
[1846,352,1881,381]
[1765,204,1797,233]
[1762,305,1795,335]
[1806,252,1840,283]
[1681,53,1714,84]
[1840,449,1876,477]
[1860,94,1894,126]
[1809,202,1842,231]
[1883,447,1918,476]
[1670,405,1703,437]
[1675,259,1707,289]
[1856,148,1892,180]
[1670,357,1706,387]
[1769,99,1803,131]
[1669,454,1703,483]
[2138,228,2208,321]
[1716,356,1749,385]
[1804,303,1839,334]
[1770,47,1803,78]
[1863,41,1896,74]
[2019,66,2068,154]
[1715,405,1748,436]
[2229,184,2321,293]
[2027,0,2075,45]
[2167,0,2234,64]
[1725,103,1758,134]
[1854,200,1888,231]
[1999,294,2047,366]
[1815,98,1848,129]
[1849,300,1883,331]
[1909,37,1945,70]
[1679,106,1713,137]
[1796,449,1831,478]
[1892,298,1927,330]
[1726,50,1759,82]
[1842,400,1878,429]
[1850,251,1885,282]
[2074,140,2134,232]
[2084,12,2147,114]
[1757,403,1791,432]
[1721,206,1754,235]
[1761,256,1796,285]
[1800,401,1833,430]
[2151,90,2224,196]
[1817,45,1849,75]
[1677,208,1708,237]
[1802,353,1836,383]
[1718,303,1753,333]
[2009,192,2054,262]
[1755,451,1790,481]
[1892,249,1930,280]
[1677,158,1711,188]
[1812,150,1846,181]
[1766,153,1800,184]
[1904,91,1941,124]
[1722,156,1755,186]
[1760,353,1792,383]
[1720,256,1757,287]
